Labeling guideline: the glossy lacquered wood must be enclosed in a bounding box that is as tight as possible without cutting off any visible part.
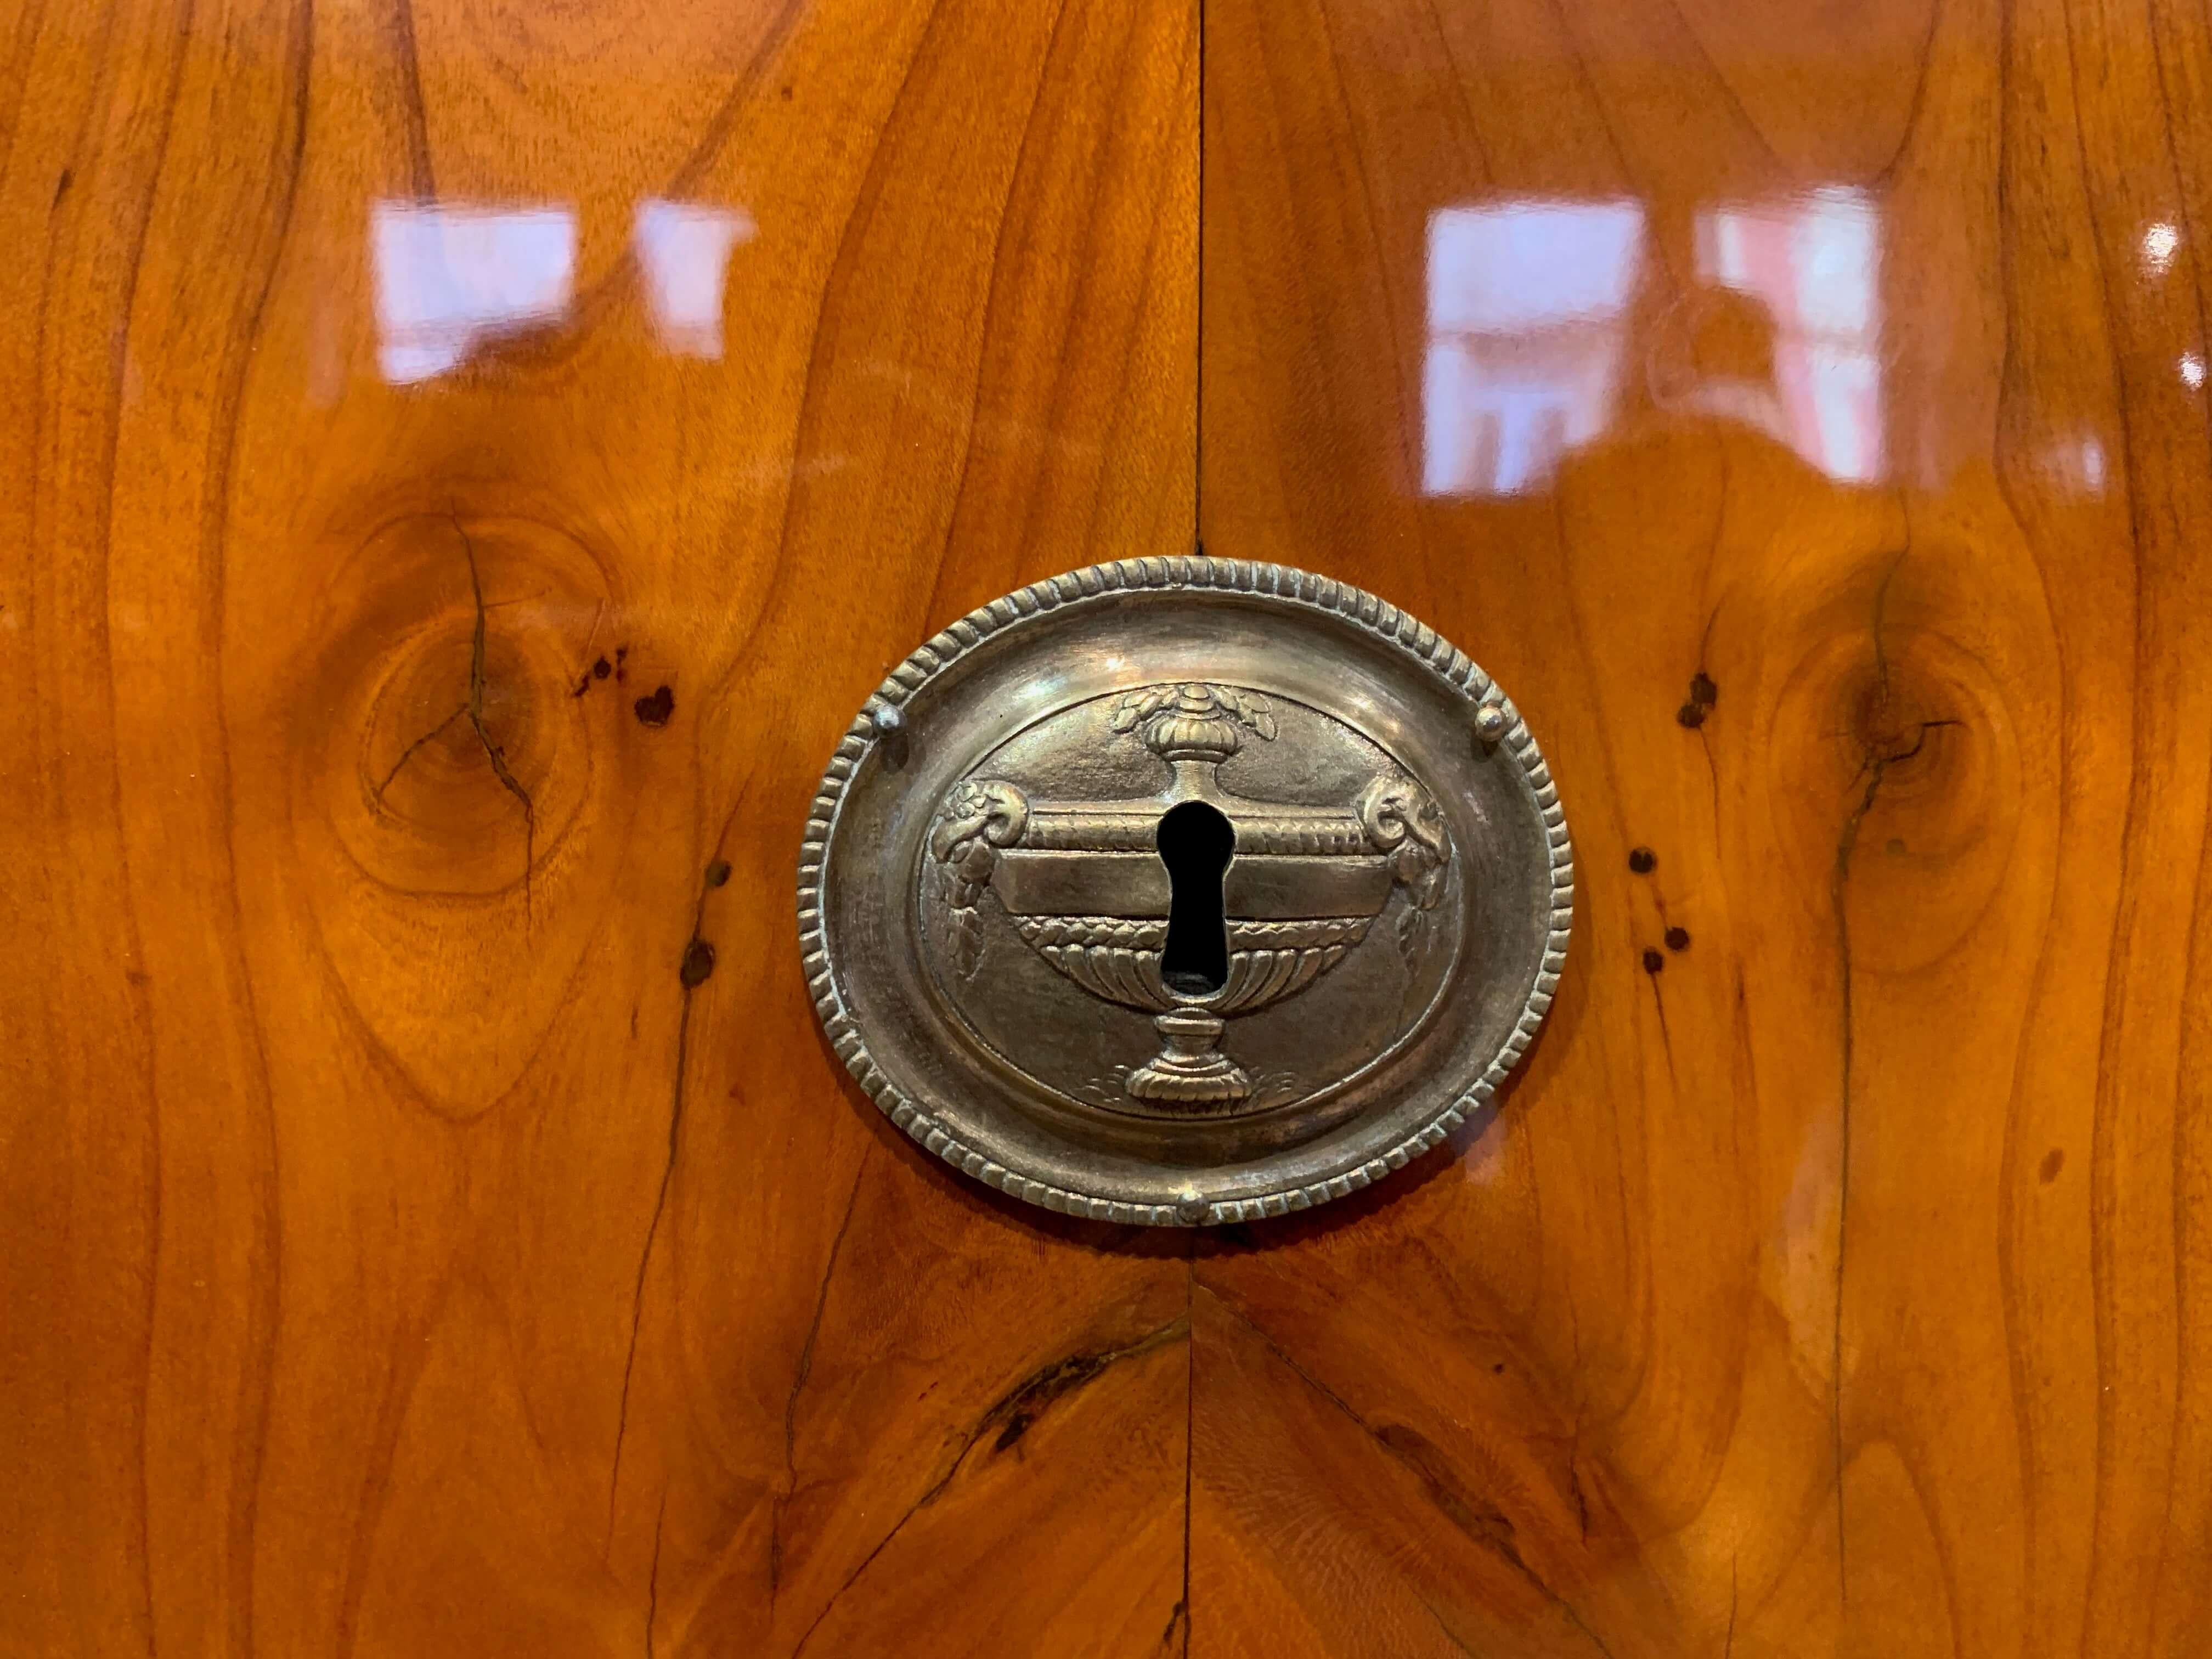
[2,0,1195,1652]
[1200,0,2212,1654]
[5,0,2211,1654]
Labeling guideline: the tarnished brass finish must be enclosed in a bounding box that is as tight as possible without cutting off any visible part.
[927,682,1449,1110]
[799,558,1571,1225]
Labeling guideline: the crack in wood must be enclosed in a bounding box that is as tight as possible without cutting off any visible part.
[770,1152,872,1609]
[1181,1248,1194,1658]
[1207,1294,1613,1656]
[1827,557,1892,1616]
[1418,1595,1481,1657]
[372,704,465,804]
[368,520,537,929]
[455,521,535,927]
[1826,546,1956,1616]
[785,1315,1190,1657]
[644,1488,667,1659]
[605,855,730,1556]
[1157,1598,1187,1655]
[1566,1409,1591,1543]
[1828,550,1904,1610]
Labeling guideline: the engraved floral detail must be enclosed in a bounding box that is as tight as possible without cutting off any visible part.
[1357,774,1453,964]
[927,778,1028,976]
[1110,682,1277,760]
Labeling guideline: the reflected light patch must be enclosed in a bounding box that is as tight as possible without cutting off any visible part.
[1422,198,1646,497]
[2183,352,2206,390]
[2144,221,2180,275]
[1697,187,1883,484]
[634,199,755,359]
[2044,434,2107,498]
[2078,436,2107,494]
[372,202,575,384]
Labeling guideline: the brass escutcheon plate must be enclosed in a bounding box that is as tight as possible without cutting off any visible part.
[798,558,1572,1226]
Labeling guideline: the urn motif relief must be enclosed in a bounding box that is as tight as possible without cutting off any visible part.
[799,556,1571,1227]
[925,682,1452,1109]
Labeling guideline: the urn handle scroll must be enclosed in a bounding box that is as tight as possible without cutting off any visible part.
[926,778,1028,976]
[921,682,1455,1112]
[800,556,1573,1226]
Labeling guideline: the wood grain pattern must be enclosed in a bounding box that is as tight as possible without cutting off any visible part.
[7,0,2212,1654]
[1,0,1196,1652]
[1200,0,2212,1654]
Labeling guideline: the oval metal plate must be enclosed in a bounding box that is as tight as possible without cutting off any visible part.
[798,558,1572,1226]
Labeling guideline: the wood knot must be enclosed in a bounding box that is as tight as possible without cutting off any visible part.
[367,622,551,852]
[343,526,586,896]
[283,506,622,1116]
[1773,610,2021,974]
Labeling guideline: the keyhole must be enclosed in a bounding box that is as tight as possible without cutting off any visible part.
[1157,800,1233,995]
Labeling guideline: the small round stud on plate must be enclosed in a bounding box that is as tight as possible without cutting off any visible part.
[798,558,1572,1226]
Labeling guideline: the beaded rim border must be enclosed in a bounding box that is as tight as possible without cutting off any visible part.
[795,557,1575,1227]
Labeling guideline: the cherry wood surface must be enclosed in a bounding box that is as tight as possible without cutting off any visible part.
[4,0,2211,1654]
[2,0,1197,1652]
[1199,1,2212,1655]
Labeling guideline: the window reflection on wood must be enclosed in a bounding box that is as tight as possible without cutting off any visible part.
[1421,198,1644,497]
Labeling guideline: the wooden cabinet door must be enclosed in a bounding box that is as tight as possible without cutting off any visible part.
[4,1,2209,1654]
